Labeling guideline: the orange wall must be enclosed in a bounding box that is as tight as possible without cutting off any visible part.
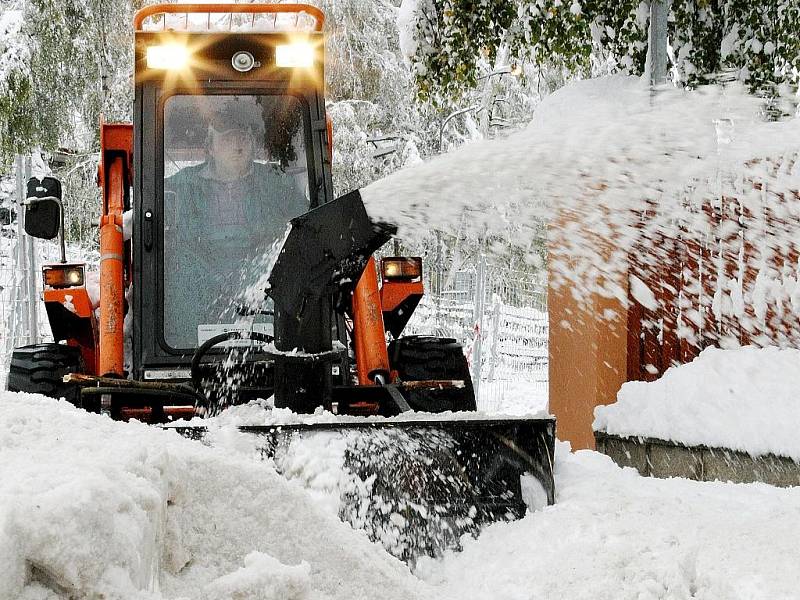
[547,219,629,450]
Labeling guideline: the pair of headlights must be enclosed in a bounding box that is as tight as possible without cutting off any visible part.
[42,260,419,289]
[146,42,314,71]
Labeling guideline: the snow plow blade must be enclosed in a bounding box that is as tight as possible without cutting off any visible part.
[170,416,555,560]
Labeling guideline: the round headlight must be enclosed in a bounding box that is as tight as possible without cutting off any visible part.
[231,51,256,72]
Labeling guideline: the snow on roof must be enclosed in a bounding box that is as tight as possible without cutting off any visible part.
[594,345,800,460]
[139,3,321,33]
[362,76,800,305]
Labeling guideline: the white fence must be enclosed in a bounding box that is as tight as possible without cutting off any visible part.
[407,256,549,414]
[0,154,99,389]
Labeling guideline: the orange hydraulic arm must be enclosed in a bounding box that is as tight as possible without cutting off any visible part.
[98,123,133,377]
[351,257,391,385]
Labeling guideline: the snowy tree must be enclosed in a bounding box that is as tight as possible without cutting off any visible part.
[0,0,134,167]
[408,0,800,104]
[314,0,429,195]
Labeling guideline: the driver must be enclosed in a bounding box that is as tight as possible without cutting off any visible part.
[165,106,307,240]
[163,100,308,348]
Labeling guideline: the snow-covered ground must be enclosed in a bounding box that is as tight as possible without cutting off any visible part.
[2,392,799,599]
[594,345,800,460]
[423,446,800,600]
[0,393,431,600]
[478,378,548,415]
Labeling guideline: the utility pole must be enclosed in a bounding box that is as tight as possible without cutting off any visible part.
[645,0,670,87]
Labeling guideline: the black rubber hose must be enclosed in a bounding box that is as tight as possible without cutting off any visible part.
[190,331,274,388]
[190,330,346,396]
[190,330,344,372]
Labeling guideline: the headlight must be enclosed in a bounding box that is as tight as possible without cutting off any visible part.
[275,42,314,68]
[146,44,189,70]
[381,258,422,282]
[43,265,85,289]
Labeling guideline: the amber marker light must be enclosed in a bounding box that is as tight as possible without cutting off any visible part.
[381,258,422,282]
[43,265,85,289]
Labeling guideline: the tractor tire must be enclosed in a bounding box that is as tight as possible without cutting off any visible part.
[388,335,477,413]
[7,343,84,406]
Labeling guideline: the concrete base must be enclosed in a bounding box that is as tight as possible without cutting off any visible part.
[595,431,800,487]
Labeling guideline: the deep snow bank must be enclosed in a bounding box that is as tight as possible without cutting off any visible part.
[3,392,800,599]
[593,346,800,460]
[419,444,800,600]
[0,392,431,599]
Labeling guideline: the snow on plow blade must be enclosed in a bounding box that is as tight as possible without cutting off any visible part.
[171,416,555,560]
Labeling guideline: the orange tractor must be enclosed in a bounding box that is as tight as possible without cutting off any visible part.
[8,4,555,559]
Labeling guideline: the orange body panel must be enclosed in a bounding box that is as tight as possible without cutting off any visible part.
[380,279,423,312]
[134,3,325,31]
[43,287,93,318]
[98,123,134,176]
[43,287,98,373]
[351,257,391,385]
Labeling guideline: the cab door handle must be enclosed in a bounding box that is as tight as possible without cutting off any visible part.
[144,209,154,251]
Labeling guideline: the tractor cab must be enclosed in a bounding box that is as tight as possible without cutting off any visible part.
[132,5,336,405]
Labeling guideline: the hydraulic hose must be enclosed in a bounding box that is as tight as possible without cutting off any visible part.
[189,330,345,390]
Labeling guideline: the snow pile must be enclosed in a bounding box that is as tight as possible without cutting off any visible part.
[3,392,800,599]
[419,445,800,600]
[0,392,431,599]
[593,346,800,460]
[191,402,549,560]
[202,552,317,600]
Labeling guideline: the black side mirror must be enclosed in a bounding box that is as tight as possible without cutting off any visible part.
[24,177,62,240]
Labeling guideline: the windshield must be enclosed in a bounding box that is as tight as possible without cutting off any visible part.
[162,94,310,349]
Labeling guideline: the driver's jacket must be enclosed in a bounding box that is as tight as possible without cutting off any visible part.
[163,161,308,348]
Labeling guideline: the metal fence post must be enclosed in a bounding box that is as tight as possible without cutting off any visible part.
[23,156,38,344]
[8,155,39,357]
[487,295,501,382]
[7,156,25,361]
[472,254,487,400]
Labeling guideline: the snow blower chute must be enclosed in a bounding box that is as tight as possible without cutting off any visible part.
[7,3,556,560]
